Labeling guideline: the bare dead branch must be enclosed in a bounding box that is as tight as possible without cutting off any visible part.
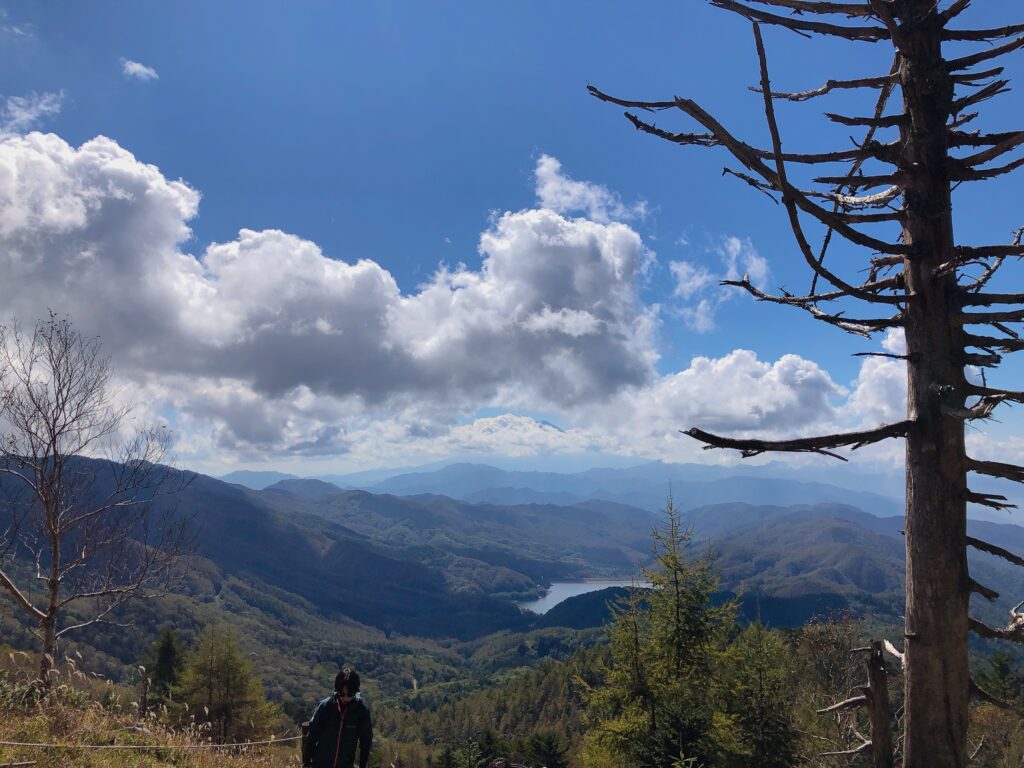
[942,395,1011,421]
[970,677,1013,708]
[970,578,1000,602]
[746,0,875,16]
[954,131,1024,168]
[948,35,1024,72]
[723,277,904,335]
[818,695,868,714]
[968,458,1024,484]
[960,292,1024,307]
[966,490,1016,510]
[967,536,1024,568]
[814,171,901,188]
[825,111,904,127]
[587,83,914,278]
[960,308,1024,324]
[683,419,911,460]
[966,384,1024,403]
[852,351,908,360]
[951,67,1005,86]
[952,154,1024,182]
[882,639,904,667]
[965,334,1024,354]
[945,24,1024,42]
[822,741,872,757]
[711,0,888,39]
[751,73,895,101]
[949,129,1020,148]
[939,0,971,23]
[969,603,1024,642]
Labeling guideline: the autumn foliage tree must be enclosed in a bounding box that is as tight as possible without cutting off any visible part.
[590,2,1024,766]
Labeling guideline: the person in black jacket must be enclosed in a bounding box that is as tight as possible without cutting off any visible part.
[304,667,373,768]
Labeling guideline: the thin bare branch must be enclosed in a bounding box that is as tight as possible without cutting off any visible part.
[825,111,904,127]
[818,695,868,714]
[952,154,1024,182]
[954,131,1024,167]
[948,36,1024,72]
[822,741,872,757]
[945,24,1024,42]
[683,420,912,460]
[0,566,45,621]
[711,0,887,39]
[723,277,904,335]
[752,73,894,102]
[746,0,875,16]
[960,308,1024,324]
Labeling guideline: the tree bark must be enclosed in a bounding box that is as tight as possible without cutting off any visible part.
[899,4,970,766]
[866,641,894,768]
[39,614,56,689]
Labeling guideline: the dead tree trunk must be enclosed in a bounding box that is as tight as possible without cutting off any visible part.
[866,641,894,768]
[819,640,893,767]
[588,2,1024,766]
[897,8,970,765]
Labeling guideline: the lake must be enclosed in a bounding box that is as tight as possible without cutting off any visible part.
[517,580,647,614]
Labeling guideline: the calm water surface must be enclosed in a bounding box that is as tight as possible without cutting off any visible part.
[517,580,646,614]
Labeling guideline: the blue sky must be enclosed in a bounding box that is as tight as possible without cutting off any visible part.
[0,2,1020,475]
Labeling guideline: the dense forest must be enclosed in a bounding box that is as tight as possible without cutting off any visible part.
[4,497,1024,767]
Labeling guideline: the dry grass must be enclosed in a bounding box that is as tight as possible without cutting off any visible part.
[0,647,300,768]
[0,703,300,767]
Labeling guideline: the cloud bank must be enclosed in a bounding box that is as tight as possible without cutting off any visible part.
[0,132,923,471]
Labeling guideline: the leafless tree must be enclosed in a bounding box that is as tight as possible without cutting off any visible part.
[590,2,1024,766]
[0,314,190,689]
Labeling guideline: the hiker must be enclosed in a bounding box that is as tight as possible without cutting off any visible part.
[303,667,373,768]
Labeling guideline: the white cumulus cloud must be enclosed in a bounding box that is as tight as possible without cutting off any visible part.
[121,59,159,81]
[0,131,938,472]
[0,134,660,458]
[534,154,646,223]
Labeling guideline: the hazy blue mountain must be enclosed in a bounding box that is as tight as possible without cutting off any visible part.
[265,477,344,498]
[219,469,299,489]
[368,462,904,517]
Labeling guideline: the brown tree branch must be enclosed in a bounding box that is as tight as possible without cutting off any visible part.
[952,155,1024,182]
[970,578,999,602]
[968,458,1024,484]
[746,0,875,16]
[683,420,911,460]
[966,491,1016,511]
[818,695,868,714]
[945,24,1024,42]
[751,73,895,101]
[711,0,888,39]
[967,536,1024,568]
[723,277,904,335]
[948,36,1024,72]
[969,603,1024,642]
[939,0,971,23]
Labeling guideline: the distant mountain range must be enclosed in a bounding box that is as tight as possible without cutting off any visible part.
[223,461,908,517]
[6,458,1024,718]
